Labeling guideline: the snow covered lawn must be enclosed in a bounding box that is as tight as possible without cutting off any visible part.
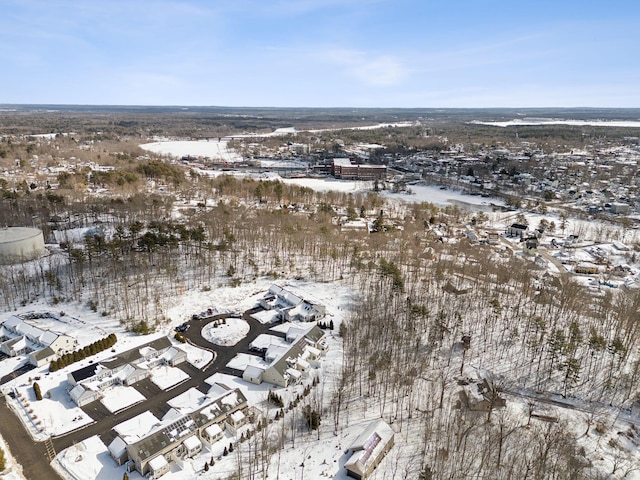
[54,436,134,480]
[201,318,249,346]
[100,386,145,413]
[0,432,27,480]
[177,341,213,367]
[9,378,93,439]
[150,365,190,390]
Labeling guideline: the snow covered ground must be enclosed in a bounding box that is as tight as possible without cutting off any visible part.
[175,341,213,368]
[12,279,358,480]
[0,430,27,480]
[54,436,135,480]
[472,119,640,128]
[164,280,272,326]
[140,139,242,162]
[274,176,504,208]
[201,318,249,347]
[6,378,93,440]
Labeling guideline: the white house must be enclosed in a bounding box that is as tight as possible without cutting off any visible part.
[0,315,78,366]
[344,419,395,480]
[67,337,187,407]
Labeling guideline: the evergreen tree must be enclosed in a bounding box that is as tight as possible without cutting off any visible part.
[33,382,42,401]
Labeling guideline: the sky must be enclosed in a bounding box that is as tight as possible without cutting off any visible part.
[1,0,639,108]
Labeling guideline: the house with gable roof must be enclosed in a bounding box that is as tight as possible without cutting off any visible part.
[242,324,326,388]
[111,386,248,477]
[258,284,326,322]
[67,336,187,407]
[0,315,77,366]
[344,419,395,480]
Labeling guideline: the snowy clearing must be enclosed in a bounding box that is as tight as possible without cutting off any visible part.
[139,139,242,162]
[472,119,640,128]
[54,436,130,480]
[176,341,213,367]
[201,318,249,346]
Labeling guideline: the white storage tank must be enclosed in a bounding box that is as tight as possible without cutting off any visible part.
[0,227,46,264]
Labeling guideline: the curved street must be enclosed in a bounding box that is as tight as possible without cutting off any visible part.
[0,306,278,479]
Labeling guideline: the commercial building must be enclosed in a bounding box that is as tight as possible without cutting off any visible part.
[332,158,387,180]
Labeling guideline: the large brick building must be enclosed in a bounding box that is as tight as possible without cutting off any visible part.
[332,158,387,180]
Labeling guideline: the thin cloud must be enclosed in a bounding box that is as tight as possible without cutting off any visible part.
[320,48,410,87]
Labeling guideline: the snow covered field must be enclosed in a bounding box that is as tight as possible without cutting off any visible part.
[140,139,242,162]
[201,318,249,346]
[472,119,640,128]
[281,176,504,208]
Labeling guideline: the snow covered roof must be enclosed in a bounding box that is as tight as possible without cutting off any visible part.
[148,454,168,471]
[30,346,55,361]
[244,365,265,378]
[69,385,91,404]
[108,436,127,459]
[205,424,223,438]
[229,410,245,423]
[160,346,184,362]
[345,419,395,477]
[114,411,161,441]
[2,316,21,329]
[183,435,202,451]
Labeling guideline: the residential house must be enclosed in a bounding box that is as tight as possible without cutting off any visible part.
[344,419,395,480]
[0,315,77,366]
[119,387,248,477]
[67,337,187,407]
[259,284,326,323]
[507,223,529,238]
[242,325,326,388]
[459,379,506,412]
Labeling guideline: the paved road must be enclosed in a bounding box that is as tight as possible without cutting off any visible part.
[0,307,279,479]
[0,395,56,479]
